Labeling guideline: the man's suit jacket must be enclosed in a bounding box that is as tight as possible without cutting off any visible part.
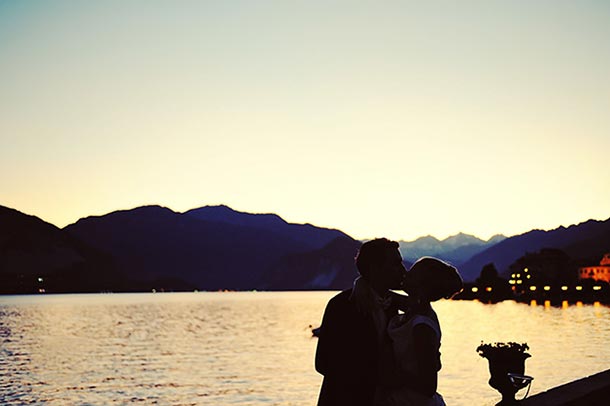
[315,288,398,406]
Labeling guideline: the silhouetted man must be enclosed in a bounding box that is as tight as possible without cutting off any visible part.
[315,238,406,406]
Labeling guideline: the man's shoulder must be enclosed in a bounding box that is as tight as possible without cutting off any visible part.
[328,288,353,305]
[323,289,356,313]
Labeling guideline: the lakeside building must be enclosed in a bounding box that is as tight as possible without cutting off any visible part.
[579,253,610,283]
[454,250,610,304]
[508,248,577,290]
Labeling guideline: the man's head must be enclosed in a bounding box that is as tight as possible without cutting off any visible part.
[404,257,463,302]
[355,238,406,294]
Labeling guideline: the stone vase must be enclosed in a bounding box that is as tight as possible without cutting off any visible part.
[487,352,531,404]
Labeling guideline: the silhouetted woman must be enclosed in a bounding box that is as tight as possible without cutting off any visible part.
[377,257,463,406]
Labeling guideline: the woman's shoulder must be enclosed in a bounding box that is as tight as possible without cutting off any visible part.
[410,313,441,339]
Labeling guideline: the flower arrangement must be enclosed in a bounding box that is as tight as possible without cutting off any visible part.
[477,341,530,361]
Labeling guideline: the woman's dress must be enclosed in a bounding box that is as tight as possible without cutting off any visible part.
[382,310,446,406]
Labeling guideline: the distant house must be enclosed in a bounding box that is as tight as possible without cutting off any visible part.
[579,254,610,283]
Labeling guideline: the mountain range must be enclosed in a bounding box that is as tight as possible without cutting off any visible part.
[1,204,359,292]
[64,205,353,291]
[459,218,610,281]
[1,203,609,292]
[398,233,506,266]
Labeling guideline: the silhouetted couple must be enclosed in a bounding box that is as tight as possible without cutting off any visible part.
[315,238,463,406]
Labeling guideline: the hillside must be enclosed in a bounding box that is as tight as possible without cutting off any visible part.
[185,205,348,250]
[460,218,610,281]
[4,202,608,291]
[260,236,362,290]
[0,205,121,293]
[64,205,353,290]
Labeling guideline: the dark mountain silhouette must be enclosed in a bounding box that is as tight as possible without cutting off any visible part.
[4,202,608,291]
[0,205,122,293]
[260,236,362,290]
[63,205,352,291]
[460,218,610,281]
[261,236,414,290]
[65,206,299,290]
[185,205,348,250]
[398,233,506,266]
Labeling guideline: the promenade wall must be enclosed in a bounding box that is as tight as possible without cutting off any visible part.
[519,369,610,406]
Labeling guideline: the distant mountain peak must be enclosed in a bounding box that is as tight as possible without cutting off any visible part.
[442,233,482,244]
[184,205,288,226]
[63,205,176,228]
[398,231,506,267]
[487,234,507,243]
[130,205,174,213]
[415,235,440,243]
[183,204,349,251]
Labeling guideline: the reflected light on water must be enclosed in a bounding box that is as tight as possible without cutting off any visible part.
[1,293,609,406]
[436,299,610,405]
[0,292,334,405]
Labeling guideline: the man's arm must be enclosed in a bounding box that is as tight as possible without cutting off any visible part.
[315,294,365,379]
[315,298,342,376]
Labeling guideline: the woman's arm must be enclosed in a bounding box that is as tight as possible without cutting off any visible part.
[412,323,440,397]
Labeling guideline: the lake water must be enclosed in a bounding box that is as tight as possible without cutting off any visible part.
[1,292,608,405]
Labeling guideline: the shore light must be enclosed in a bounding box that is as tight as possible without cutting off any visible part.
[509,280,515,284]
[517,280,523,284]
[486,287,492,292]
[544,286,551,291]
[561,286,568,291]
[593,286,602,291]
[524,268,528,273]
[471,287,479,293]
[526,275,531,279]
[576,286,583,291]
[530,286,537,291]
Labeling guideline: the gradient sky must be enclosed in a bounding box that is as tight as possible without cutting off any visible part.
[1,0,609,241]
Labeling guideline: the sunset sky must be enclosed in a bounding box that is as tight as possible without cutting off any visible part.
[1,1,609,241]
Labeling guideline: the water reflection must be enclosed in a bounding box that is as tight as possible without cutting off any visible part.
[0,293,321,404]
[0,293,608,405]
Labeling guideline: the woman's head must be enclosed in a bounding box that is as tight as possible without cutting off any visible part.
[403,257,463,302]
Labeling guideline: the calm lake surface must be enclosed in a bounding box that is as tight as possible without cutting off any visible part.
[1,292,608,405]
